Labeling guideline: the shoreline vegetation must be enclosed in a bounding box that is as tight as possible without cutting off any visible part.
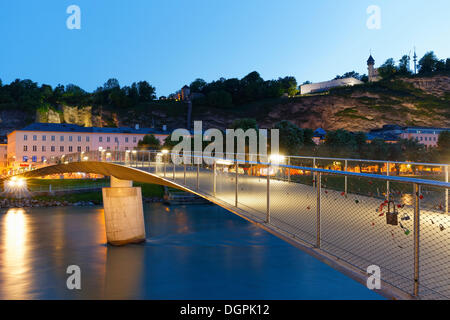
[0,178,165,209]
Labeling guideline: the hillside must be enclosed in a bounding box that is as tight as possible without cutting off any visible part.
[1,74,449,136]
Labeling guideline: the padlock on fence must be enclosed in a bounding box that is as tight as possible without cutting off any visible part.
[386,200,398,226]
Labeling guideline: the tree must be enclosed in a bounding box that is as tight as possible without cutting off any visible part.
[206,90,232,108]
[230,118,258,131]
[274,120,304,155]
[104,78,120,90]
[378,58,397,78]
[190,78,207,92]
[137,81,156,102]
[418,51,439,74]
[437,131,450,162]
[398,55,411,75]
[138,134,161,150]
[334,71,362,80]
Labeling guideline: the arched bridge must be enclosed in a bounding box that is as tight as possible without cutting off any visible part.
[4,151,450,300]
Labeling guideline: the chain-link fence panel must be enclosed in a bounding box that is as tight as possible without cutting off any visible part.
[418,185,450,300]
[269,172,317,246]
[215,164,236,207]
[236,164,267,221]
[319,172,415,296]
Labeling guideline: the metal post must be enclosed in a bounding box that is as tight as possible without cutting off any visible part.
[266,164,270,223]
[288,156,291,183]
[445,165,449,214]
[184,164,186,184]
[316,172,321,248]
[313,158,316,189]
[235,162,238,207]
[213,161,217,196]
[344,159,348,195]
[164,159,166,178]
[413,183,420,297]
[386,162,390,201]
[173,163,176,181]
[197,162,200,190]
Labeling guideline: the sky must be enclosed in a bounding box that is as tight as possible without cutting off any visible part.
[1,0,450,96]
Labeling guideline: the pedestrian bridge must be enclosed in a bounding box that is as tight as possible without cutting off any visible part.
[5,151,450,301]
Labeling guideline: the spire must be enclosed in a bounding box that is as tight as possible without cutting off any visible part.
[367,54,375,66]
[413,47,418,74]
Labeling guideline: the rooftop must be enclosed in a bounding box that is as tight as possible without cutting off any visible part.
[14,123,170,135]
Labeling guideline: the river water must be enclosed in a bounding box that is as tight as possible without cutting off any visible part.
[0,203,382,300]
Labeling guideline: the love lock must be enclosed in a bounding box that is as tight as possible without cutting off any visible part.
[401,213,411,221]
[440,224,445,232]
[386,200,398,226]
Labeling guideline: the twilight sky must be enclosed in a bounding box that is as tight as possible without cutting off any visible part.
[1,0,449,96]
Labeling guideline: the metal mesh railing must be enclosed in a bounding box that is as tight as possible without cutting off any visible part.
[19,150,450,299]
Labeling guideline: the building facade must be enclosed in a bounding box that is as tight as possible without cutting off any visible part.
[399,127,449,148]
[367,55,382,82]
[300,77,363,95]
[7,123,169,167]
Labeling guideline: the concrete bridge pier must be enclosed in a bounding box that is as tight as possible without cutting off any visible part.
[102,177,146,246]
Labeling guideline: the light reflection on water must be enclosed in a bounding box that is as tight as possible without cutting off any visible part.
[0,203,382,300]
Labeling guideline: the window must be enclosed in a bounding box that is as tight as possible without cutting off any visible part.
[69,146,73,152]
[42,146,46,152]
[99,137,103,142]
[41,156,46,162]
[133,137,137,143]
[125,147,128,150]
[23,156,28,162]
[69,136,73,142]
[107,146,110,150]
[24,135,28,141]
[115,137,119,143]
[42,135,46,141]
[77,146,81,152]
[60,136,64,142]
[107,137,110,142]
[51,136,55,141]
[32,156,37,162]
[23,145,28,151]
[32,145,37,152]
[60,146,64,152]
[86,136,90,142]
[51,146,55,152]
[115,146,118,151]
[86,146,90,152]
[33,135,37,141]
[125,137,129,143]
[78,136,81,142]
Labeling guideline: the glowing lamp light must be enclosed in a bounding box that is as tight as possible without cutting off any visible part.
[216,159,234,166]
[269,154,286,163]
[132,150,137,154]
[161,149,169,154]
[157,153,163,157]
[83,156,89,161]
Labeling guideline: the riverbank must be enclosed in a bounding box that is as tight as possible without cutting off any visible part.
[0,179,165,208]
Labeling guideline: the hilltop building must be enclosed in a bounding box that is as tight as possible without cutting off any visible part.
[300,77,363,95]
[367,55,382,82]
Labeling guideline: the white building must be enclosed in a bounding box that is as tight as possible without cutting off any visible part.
[300,77,363,95]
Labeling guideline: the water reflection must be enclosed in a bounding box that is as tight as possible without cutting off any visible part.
[0,204,382,300]
[1,208,33,299]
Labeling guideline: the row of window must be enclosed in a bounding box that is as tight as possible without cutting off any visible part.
[22,145,133,153]
[23,145,90,153]
[416,136,437,142]
[23,135,138,143]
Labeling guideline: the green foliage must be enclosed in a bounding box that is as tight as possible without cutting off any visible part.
[437,131,450,162]
[274,120,305,155]
[192,71,298,109]
[230,118,258,131]
[138,134,161,150]
[378,58,397,79]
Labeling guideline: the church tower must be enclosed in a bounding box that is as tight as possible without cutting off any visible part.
[367,54,381,82]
